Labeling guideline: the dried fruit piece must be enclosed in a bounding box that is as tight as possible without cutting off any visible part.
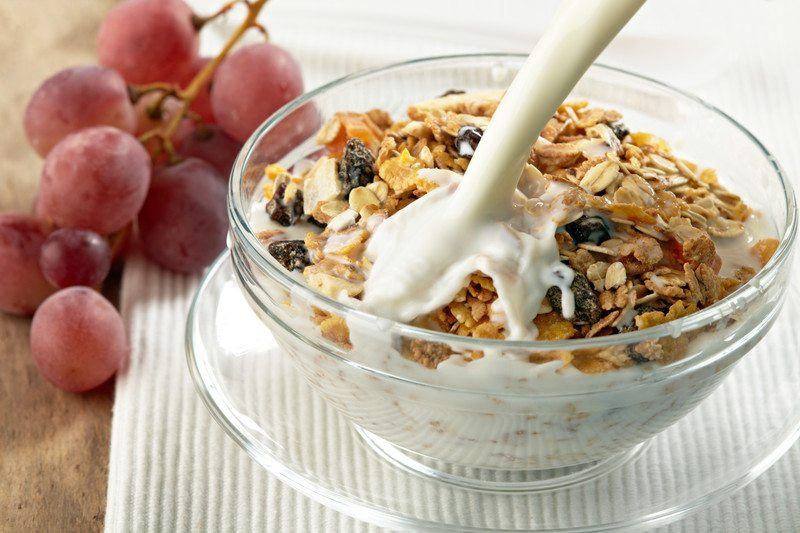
[303,258,365,298]
[265,175,303,226]
[454,125,483,157]
[626,341,659,364]
[316,111,383,156]
[339,138,376,196]
[534,312,577,340]
[267,240,310,272]
[546,272,601,324]
[667,216,716,266]
[401,338,452,368]
[564,216,611,245]
[319,314,351,348]
[751,238,779,266]
[378,149,424,194]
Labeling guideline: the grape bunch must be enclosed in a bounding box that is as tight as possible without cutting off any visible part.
[5,0,309,392]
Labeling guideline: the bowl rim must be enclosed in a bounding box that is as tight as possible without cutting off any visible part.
[229,53,797,356]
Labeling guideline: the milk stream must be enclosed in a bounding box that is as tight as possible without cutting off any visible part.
[361,0,646,340]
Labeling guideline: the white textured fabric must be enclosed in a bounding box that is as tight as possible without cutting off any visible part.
[106,1,800,531]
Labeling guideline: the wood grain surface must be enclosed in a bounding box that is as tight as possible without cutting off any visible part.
[0,2,116,531]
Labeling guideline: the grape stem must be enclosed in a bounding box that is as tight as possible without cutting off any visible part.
[191,0,243,31]
[136,0,270,162]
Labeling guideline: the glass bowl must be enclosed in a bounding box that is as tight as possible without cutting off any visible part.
[226,54,797,473]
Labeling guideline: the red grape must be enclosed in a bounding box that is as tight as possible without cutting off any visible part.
[133,92,183,135]
[39,127,152,235]
[179,57,215,123]
[24,66,136,157]
[30,287,127,392]
[177,124,241,178]
[97,0,199,84]
[138,158,228,272]
[133,92,194,161]
[211,43,304,142]
[0,214,55,315]
[39,229,112,289]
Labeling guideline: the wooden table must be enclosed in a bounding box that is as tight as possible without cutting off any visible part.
[0,2,116,530]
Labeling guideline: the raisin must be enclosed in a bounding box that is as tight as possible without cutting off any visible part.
[439,89,465,97]
[339,138,375,196]
[626,345,650,364]
[266,177,303,227]
[267,240,310,272]
[564,216,610,245]
[454,126,483,158]
[635,302,668,314]
[609,121,629,141]
[546,272,601,325]
[307,216,327,229]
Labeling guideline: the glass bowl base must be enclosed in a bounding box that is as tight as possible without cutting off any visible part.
[187,255,800,531]
[355,426,651,494]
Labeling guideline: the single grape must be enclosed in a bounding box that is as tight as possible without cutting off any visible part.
[30,287,127,392]
[211,43,304,142]
[138,158,228,272]
[97,0,199,84]
[24,65,136,157]
[177,124,241,178]
[133,92,194,161]
[0,214,55,315]
[39,127,152,235]
[133,92,183,135]
[179,56,215,123]
[39,229,112,289]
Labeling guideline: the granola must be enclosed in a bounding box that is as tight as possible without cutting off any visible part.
[255,92,778,373]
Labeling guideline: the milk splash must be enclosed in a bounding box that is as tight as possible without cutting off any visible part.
[361,0,645,339]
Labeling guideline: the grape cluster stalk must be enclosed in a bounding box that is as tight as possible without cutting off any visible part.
[136,0,270,161]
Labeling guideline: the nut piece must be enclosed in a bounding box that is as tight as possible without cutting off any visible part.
[579,160,620,193]
[312,200,349,225]
[303,157,342,217]
[327,208,358,232]
[407,90,503,121]
[586,261,610,291]
[517,163,547,198]
[348,186,380,213]
[604,262,627,290]
[366,180,389,202]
